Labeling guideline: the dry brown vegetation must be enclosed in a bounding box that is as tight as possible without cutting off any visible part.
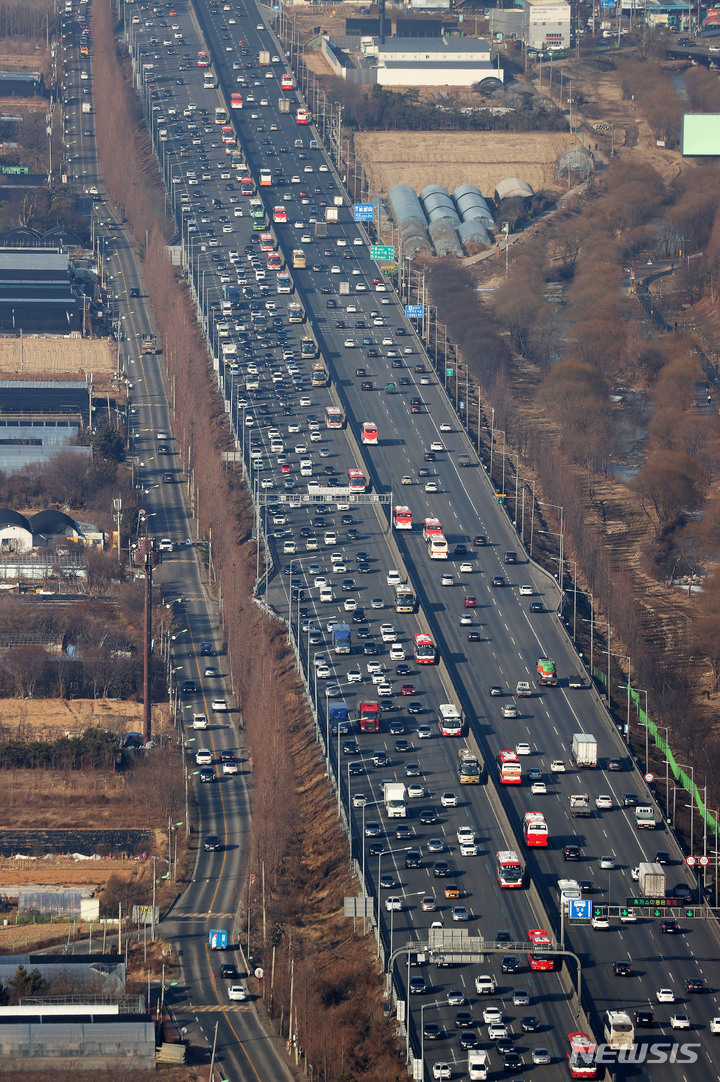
[0,337,118,393]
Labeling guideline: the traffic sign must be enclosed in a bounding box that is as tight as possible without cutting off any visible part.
[700,855,710,866]
[644,772,654,782]
[446,367,454,377]
[406,304,424,318]
[568,899,591,920]
[686,856,697,866]
[371,244,395,260]
[354,203,374,222]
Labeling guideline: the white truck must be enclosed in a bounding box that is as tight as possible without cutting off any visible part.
[383,782,407,818]
[81,101,91,114]
[635,805,656,829]
[571,732,597,767]
[638,861,666,898]
[568,793,591,817]
[468,1049,490,1080]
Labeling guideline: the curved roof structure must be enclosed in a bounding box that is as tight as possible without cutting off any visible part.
[453,185,494,225]
[557,145,594,177]
[458,219,493,246]
[495,178,534,202]
[428,218,462,257]
[388,184,432,257]
[0,509,31,532]
[30,509,78,535]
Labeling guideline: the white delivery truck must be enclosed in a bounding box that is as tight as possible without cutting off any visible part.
[571,732,598,767]
[468,1050,490,1080]
[383,782,407,818]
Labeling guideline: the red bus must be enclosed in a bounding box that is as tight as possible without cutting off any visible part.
[393,505,413,530]
[523,812,548,847]
[296,107,310,124]
[197,51,210,67]
[273,205,287,223]
[359,701,380,733]
[527,928,555,971]
[567,1033,597,1079]
[495,850,524,888]
[240,177,254,197]
[348,468,367,492]
[259,232,274,252]
[497,750,522,785]
[221,125,234,144]
[267,253,281,272]
[361,421,378,445]
[413,633,436,665]
[231,92,243,109]
[325,406,344,429]
[281,73,294,90]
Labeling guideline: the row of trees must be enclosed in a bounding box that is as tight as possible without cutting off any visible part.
[0,727,118,770]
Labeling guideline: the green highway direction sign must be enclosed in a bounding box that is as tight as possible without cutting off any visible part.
[371,245,395,261]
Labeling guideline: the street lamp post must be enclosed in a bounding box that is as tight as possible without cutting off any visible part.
[609,651,631,743]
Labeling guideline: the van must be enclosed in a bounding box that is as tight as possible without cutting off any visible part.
[192,713,208,730]
[300,458,313,476]
[320,585,333,603]
[283,540,296,555]
[324,531,337,546]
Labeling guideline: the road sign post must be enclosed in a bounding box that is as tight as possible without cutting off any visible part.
[354,203,374,222]
[406,304,423,318]
[371,244,395,260]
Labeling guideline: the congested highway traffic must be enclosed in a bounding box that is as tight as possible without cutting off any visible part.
[122,0,720,1078]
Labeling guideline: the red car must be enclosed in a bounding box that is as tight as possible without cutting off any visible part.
[281,463,291,474]
[464,596,477,608]
[372,277,382,285]
[410,404,420,414]
[401,683,416,696]
[299,190,309,198]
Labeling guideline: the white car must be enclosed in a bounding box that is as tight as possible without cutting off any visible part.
[430,441,443,452]
[159,538,174,552]
[441,574,454,587]
[432,1065,451,1081]
[483,1006,503,1025]
[425,482,438,493]
[591,915,610,929]
[519,584,533,595]
[401,475,413,485]
[316,664,331,679]
[599,855,615,869]
[222,760,238,775]
[195,749,213,765]
[352,793,368,808]
[631,866,640,881]
[460,841,478,856]
[407,783,424,799]
[389,644,406,661]
[488,1022,508,1040]
[385,896,402,911]
[595,795,613,809]
[550,760,566,772]
[671,1013,690,1030]
[344,598,357,611]
[367,660,382,674]
[347,670,362,683]
[531,781,547,795]
[457,825,475,844]
[459,562,473,573]
[709,1017,720,1033]
[515,742,532,756]
[656,988,675,1003]
[440,792,457,808]
[228,984,247,1001]
[377,682,393,696]
[380,624,396,642]
[386,569,401,586]
[439,422,452,432]
[212,698,228,712]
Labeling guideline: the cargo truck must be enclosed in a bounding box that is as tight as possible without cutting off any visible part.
[332,622,351,654]
[141,333,157,355]
[325,206,339,222]
[571,732,598,767]
[568,793,592,817]
[339,281,350,295]
[278,98,291,113]
[82,101,92,114]
[258,50,270,65]
[383,782,407,818]
[329,701,349,732]
[458,747,481,783]
[536,657,557,685]
[635,805,656,829]
[468,1050,489,1080]
[638,861,666,897]
[209,928,228,949]
[314,221,328,238]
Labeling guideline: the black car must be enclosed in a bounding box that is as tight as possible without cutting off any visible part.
[459,1031,479,1050]
[530,602,544,613]
[357,625,371,638]
[614,961,631,976]
[521,1015,540,1032]
[501,955,519,974]
[396,824,412,840]
[373,751,389,767]
[686,977,705,993]
[491,576,505,587]
[203,833,221,851]
[503,1052,523,1074]
[654,851,671,865]
[200,642,213,656]
[368,841,384,856]
[389,720,405,735]
[424,451,436,462]
[563,844,581,861]
[200,767,215,783]
[361,380,373,390]
[454,543,468,556]
[579,880,595,894]
[423,1023,441,1040]
[455,1011,473,1028]
[405,849,422,868]
[351,608,366,624]
[410,976,427,995]
[473,535,487,546]
[348,761,364,776]
[363,641,379,655]
[342,740,359,756]
[660,919,680,934]
[432,859,450,876]
[220,963,238,979]
[467,631,482,642]
[504,550,518,564]
[635,1010,654,1028]
[622,793,639,806]
[607,757,624,771]
[396,663,412,676]
[181,680,197,695]
[407,701,424,714]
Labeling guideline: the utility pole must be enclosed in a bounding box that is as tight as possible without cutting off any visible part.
[132,514,158,743]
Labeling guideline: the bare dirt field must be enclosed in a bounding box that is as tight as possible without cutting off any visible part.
[0,855,144,892]
[0,698,170,740]
[0,337,118,390]
[355,131,574,197]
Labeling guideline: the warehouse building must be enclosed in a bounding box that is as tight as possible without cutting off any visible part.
[523,0,571,51]
[375,34,503,87]
[0,249,84,334]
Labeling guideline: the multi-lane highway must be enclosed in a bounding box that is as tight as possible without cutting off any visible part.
[91,0,720,1077]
